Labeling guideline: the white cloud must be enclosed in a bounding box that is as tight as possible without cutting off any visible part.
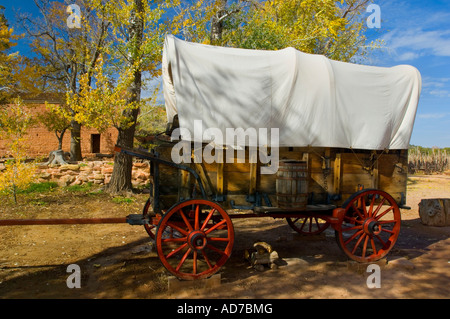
[428,90,450,98]
[420,77,450,97]
[396,51,420,61]
[418,113,450,119]
[377,2,450,62]
[422,77,450,88]
[382,27,450,62]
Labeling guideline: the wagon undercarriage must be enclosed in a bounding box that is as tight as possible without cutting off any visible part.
[118,145,404,280]
[135,194,401,280]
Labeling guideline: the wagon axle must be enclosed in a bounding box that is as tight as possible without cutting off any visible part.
[188,231,208,251]
[364,219,382,236]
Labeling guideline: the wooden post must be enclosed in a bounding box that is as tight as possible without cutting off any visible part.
[334,153,341,195]
[217,161,224,199]
[192,151,213,197]
[372,152,379,190]
[249,150,257,196]
[179,169,191,200]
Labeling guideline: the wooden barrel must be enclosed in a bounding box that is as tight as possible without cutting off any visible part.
[276,160,308,210]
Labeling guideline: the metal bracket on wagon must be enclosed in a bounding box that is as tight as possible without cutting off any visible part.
[126,214,149,226]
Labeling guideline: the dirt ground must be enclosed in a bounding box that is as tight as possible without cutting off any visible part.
[0,174,449,299]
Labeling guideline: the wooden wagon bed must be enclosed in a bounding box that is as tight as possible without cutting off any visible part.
[150,142,409,212]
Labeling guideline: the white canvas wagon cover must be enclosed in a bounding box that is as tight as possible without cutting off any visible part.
[162,34,421,150]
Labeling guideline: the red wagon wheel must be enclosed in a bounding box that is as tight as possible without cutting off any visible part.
[142,198,157,240]
[286,216,330,235]
[335,189,401,263]
[156,199,234,280]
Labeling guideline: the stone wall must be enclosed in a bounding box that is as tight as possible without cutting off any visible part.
[34,160,151,188]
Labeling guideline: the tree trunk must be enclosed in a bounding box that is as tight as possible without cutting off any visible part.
[55,128,66,150]
[106,0,143,194]
[210,0,227,44]
[70,120,82,161]
[107,122,137,193]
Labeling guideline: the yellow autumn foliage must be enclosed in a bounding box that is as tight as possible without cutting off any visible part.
[0,98,37,203]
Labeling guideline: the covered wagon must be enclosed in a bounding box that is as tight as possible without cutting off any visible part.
[122,34,421,280]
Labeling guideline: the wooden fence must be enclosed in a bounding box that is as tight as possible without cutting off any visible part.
[408,147,449,174]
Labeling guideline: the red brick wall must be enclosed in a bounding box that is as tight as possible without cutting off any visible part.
[0,103,119,158]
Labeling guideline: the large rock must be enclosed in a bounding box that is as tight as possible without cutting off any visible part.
[419,199,450,226]
[59,164,80,172]
[58,175,75,186]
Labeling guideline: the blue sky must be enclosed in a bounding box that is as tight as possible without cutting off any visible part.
[366,0,450,148]
[2,0,450,148]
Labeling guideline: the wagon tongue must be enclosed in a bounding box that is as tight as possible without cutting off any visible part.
[0,214,150,226]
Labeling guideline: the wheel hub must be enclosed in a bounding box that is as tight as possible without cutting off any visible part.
[188,230,207,251]
[363,218,381,235]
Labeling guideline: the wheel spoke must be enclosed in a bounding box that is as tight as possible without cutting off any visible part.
[375,206,394,220]
[372,198,387,217]
[314,217,320,230]
[381,228,395,234]
[194,204,200,230]
[202,250,213,269]
[371,238,378,255]
[166,243,188,259]
[208,237,229,242]
[344,215,364,224]
[287,216,329,235]
[345,229,364,246]
[205,219,227,235]
[375,234,387,247]
[166,221,189,236]
[193,251,197,274]
[201,208,216,231]
[179,210,193,232]
[351,232,366,254]
[298,218,307,231]
[378,220,397,225]
[368,195,376,217]
[162,236,187,243]
[362,197,368,217]
[206,244,227,256]
[352,204,365,220]
[361,235,369,257]
[176,247,192,272]
[341,225,362,232]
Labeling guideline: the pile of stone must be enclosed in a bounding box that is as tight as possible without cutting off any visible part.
[34,160,150,187]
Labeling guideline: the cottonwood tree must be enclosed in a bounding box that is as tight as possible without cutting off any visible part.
[18,0,110,161]
[69,0,183,193]
[182,0,377,62]
[37,102,71,150]
[0,5,21,103]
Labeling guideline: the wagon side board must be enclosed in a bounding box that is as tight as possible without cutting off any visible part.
[149,143,409,210]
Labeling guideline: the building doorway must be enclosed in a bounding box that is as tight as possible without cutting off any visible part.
[91,134,101,153]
